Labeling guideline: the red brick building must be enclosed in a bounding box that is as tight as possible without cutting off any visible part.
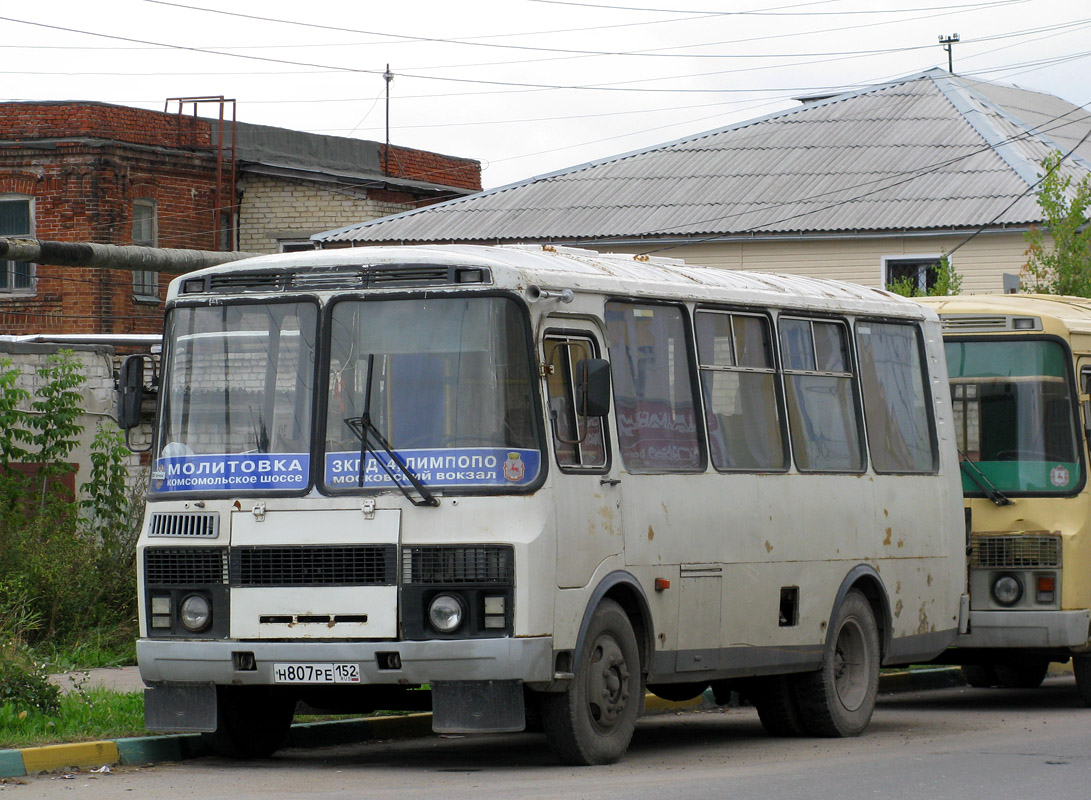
[0,100,481,336]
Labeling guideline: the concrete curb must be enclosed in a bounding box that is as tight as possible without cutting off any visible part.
[0,668,964,777]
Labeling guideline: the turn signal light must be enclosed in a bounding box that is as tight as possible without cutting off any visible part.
[1037,575,1056,603]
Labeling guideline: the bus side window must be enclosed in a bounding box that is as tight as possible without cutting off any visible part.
[604,302,703,473]
[779,317,865,472]
[855,321,938,473]
[694,310,787,471]
[544,336,607,470]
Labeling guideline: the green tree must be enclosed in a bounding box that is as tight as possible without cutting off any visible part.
[886,254,963,297]
[0,359,30,465]
[1022,151,1091,296]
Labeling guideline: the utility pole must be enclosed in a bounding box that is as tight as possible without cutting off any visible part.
[384,64,394,177]
[938,33,960,74]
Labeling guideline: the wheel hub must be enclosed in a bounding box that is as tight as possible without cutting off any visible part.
[586,635,630,730]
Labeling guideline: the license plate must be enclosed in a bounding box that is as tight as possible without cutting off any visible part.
[272,662,361,684]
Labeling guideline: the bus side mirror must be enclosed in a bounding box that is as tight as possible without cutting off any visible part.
[576,358,611,417]
[117,354,145,431]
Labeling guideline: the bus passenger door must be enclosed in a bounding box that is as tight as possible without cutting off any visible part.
[1079,363,1091,447]
[543,331,624,589]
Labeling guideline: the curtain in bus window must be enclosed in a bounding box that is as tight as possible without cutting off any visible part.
[695,312,785,471]
[605,302,701,473]
[855,322,937,473]
[779,318,864,472]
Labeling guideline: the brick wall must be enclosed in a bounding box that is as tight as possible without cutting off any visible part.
[0,102,223,336]
[0,101,210,150]
[380,144,481,192]
[237,174,421,254]
[0,101,482,336]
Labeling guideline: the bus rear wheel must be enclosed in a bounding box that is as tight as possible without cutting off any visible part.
[794,590,879,737]
[746,675,808,737]
[1073,655,1091,706]
[541,599,641,765]
[200,686,294,759]
[995,661,1049,689]
[961,664,998,688]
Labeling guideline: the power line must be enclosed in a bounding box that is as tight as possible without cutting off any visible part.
[138,0,1050,61]
[526,0,1025,15]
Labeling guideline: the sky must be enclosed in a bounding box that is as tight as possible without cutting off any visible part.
[1,0,1089,189]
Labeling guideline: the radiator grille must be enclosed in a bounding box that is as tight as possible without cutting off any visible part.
[145,547,228,585]
[403,545,514,585]
[230,545,397,586]
[970,534,1061,568]
[148,512,219,538]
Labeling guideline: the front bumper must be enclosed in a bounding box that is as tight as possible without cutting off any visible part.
[137,636,554,686]
[955,609,1091,649]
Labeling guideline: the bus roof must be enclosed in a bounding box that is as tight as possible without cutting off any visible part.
[920,294,1091,336]
[170,244,926,318]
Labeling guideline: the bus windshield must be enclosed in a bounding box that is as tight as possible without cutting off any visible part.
[946,339,1081,494]
[323,296,542,492]
[152,301,318,494]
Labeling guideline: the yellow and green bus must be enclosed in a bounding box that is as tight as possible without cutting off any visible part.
[922,294,1091,697]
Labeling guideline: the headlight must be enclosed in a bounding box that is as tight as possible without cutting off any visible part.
[428,594,464,633]
[991,574,1023,607]
[179,593,212,632]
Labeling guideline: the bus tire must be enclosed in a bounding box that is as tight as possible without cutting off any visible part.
[1073,656,1091,706]
[200,686,294,759]
[995,661,1049,689]
[794,589,879,737]
[541,599,641,765]
[961,664,998,688]
[746,675,808,737]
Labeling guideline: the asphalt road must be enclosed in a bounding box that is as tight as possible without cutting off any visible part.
[7,676,1091,800]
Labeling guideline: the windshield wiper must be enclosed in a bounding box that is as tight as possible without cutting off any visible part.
[249,406,269,454]
[958,449,1013,506]
[345,354,438,508]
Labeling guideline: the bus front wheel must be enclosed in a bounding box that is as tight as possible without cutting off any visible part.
[541,599,641,765]
[794,590,880,737]
[200,686,294,759]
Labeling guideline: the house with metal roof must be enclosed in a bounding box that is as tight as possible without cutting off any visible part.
[313,69,1091,295]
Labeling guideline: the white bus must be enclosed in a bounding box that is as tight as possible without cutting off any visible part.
[126,244,966,765]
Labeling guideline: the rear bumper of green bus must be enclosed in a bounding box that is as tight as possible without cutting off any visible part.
[956,609,1091,649]
[136,636,555,686]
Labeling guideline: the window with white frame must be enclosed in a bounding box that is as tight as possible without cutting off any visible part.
[132,199,159,299]
[0,196,34,293]
[883,255,943,293]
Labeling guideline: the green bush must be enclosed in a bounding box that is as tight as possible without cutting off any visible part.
[0,351,140,658]
[0,648,60,716]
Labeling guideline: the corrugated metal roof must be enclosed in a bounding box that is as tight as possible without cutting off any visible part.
[315,69,1091,245]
